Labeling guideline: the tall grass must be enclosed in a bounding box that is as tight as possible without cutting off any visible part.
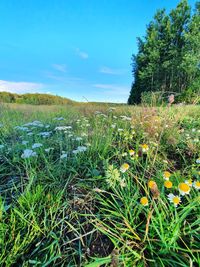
[0,103,199,266]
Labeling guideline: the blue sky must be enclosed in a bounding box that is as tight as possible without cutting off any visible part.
[0,0,196,102]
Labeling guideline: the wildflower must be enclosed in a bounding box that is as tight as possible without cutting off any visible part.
[22,141,29,145]
[164,180,173,189]
[178,182,191,196]
[140,144,149,153]
[167,194,181,207]
[45,148,54,153]
[75,137,83,141]
[21,149,37,159]
[38,131,52,138]
[148,180,156,189]
[0,145,5,149]
[32,143,43,149]
[120,178,126,188]
[60,153,67,159]
[163,171,171,180]
[120,163,130,173]
[129,149,135,156]
[185,179,193,187]
[193,180,200,190]
[196,158,200,164]
[122,152,127,157]
[140,197,148,206]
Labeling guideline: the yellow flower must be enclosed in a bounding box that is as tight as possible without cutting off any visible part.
[140,196,148,206]
[164,180,173,189]
[120,163,130,173]
[129,149,135,156]
[193,180,200,190]
[167,193,181,207]
[178,182,191,196]
[140,144,149,153]
[185,179,192,187]
[163,171,171,180]
[148,180,156,189]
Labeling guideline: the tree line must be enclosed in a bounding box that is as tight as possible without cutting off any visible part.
[128,0,200,104]
[0,92,74,105]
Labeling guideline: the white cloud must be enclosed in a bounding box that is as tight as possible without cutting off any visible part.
[93,83,130,96]
[52,64,67,73]
[76,48,88,59]
[0,80,44,94]
[99,66,127,75]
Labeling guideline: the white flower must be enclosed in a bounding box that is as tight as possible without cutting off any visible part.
[0,144,5,149]
[55,126,72,131]
[15,126,29,131]
[21,149,37,159]
[193,180,200,190]
[196,158,200,164]
[32,143,43,149]
[22,141,29,145]
[37,131,52,138]
[45,148,54,153]
[75,137,82,141]
[27,132,33,136]
[60,153,67,159]
[167,193,181,207]
[54,117,65,121]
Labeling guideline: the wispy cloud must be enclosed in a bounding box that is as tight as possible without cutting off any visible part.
[52,64,67,73]
[93,83,130,96]
[76,48,89,59]
[0,80,44,94]
[99,66,127,75]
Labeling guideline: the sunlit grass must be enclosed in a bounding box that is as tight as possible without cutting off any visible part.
[0,103,199,266]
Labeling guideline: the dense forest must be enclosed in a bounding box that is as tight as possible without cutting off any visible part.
[0,92,74,105]
[128,0,200,104]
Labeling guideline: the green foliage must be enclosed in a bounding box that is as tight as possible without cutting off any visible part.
[128,0,200,104]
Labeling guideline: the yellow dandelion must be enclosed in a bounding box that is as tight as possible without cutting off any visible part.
[193,180,200,190]
[178,182,191,196]
[167,193,181,207]
[163,171,171,180]
[164,180,173,189]
[140,144,149,153]
[120,163,130,173]
[129,149,135,156]
[140,196,148,206]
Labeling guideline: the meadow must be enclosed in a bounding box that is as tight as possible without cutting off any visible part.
[0,103,199,267]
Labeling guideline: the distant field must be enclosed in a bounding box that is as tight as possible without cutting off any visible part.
[0,103,200,266]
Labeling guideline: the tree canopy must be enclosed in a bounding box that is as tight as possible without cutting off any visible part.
[128,0,200,104]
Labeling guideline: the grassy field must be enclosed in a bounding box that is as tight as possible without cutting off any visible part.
[0,103,199,267]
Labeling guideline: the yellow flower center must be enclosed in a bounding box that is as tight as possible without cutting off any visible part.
[142,144,148,149]
[148,180,156,189]
[164,180,172,188]
[129,149,135,155]
[163,171,171,179]
[195,181,200,187]
[179,183,190,192]
[173,196,180,205]
[122,163,129,169]
[140,197,148,206]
